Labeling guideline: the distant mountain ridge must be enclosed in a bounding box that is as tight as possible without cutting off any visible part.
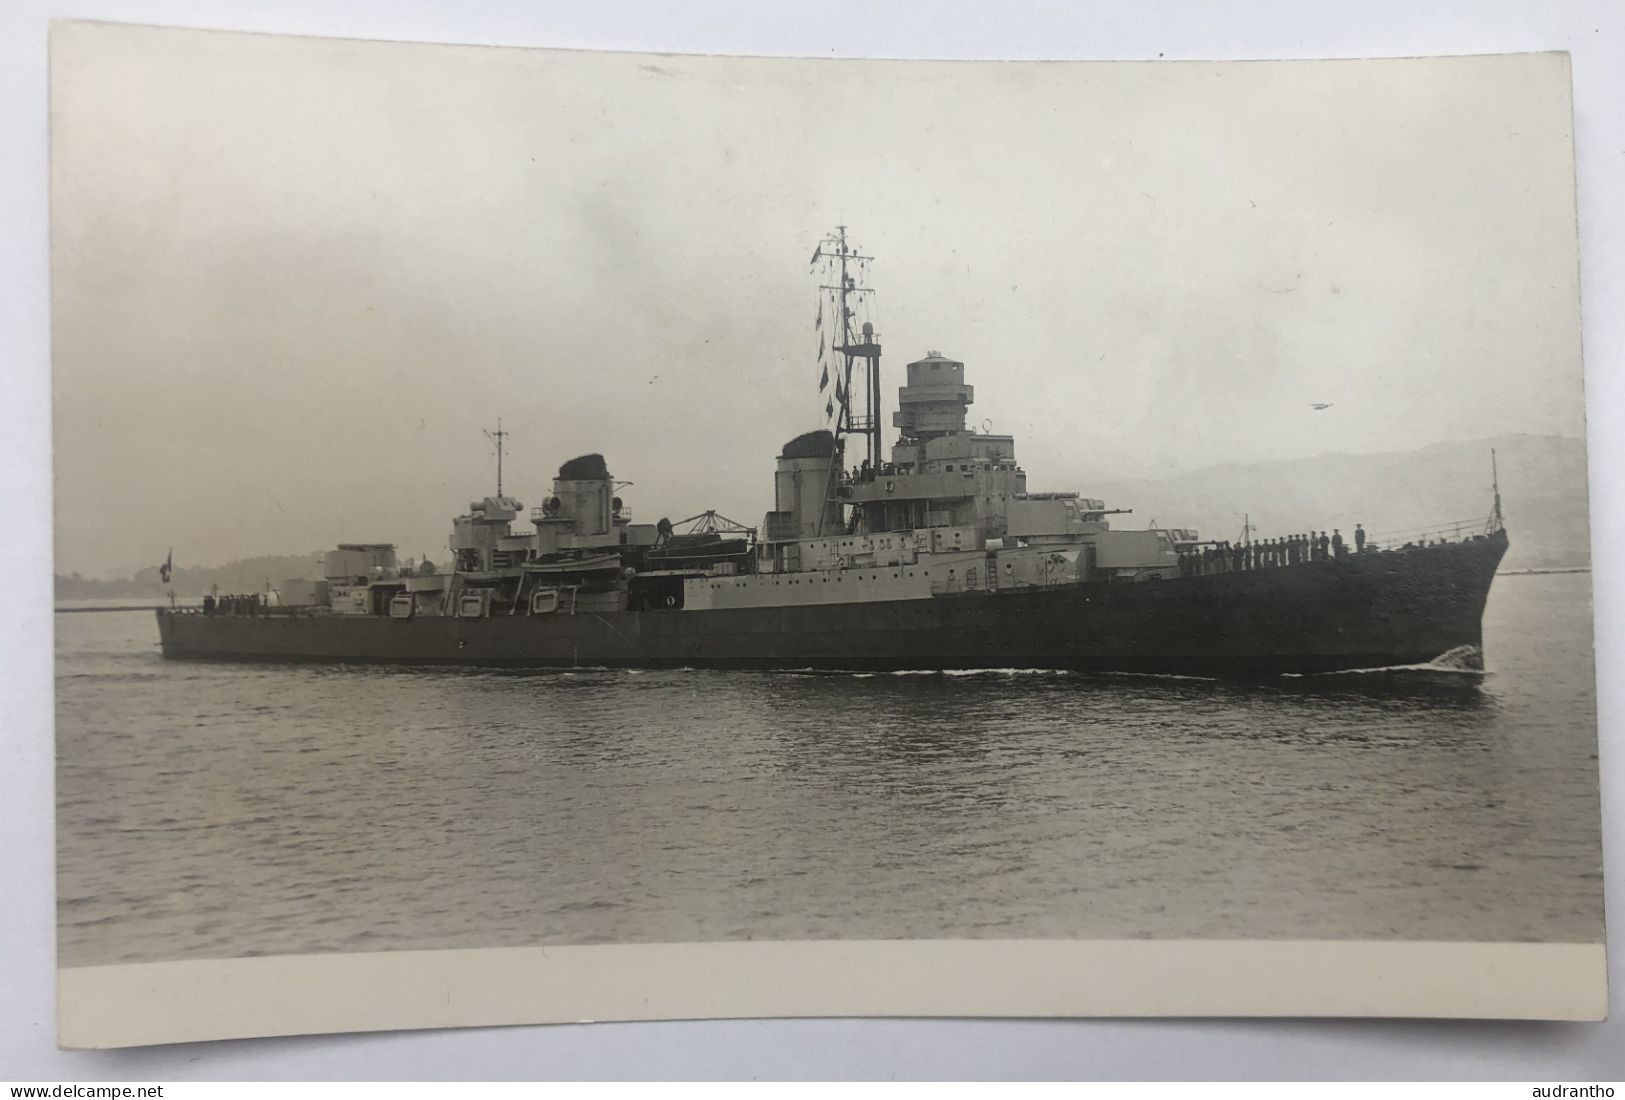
[55,554,321,600]
[1075,433,1590,572]
[56,435,1592,592]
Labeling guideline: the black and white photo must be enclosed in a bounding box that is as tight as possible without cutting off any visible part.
[48,22,1607,1045]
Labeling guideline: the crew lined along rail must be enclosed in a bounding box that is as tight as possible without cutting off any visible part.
[1178,525,1501,577]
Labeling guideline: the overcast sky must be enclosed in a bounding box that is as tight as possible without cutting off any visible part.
[51,24,1584,577]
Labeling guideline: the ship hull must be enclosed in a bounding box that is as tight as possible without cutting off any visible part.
[156,531,1507,677]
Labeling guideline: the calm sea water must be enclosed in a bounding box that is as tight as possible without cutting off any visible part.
[56,573,1604,968]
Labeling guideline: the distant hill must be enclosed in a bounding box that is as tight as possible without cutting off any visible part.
[53,435,1592,593]
[1078,434,1591,572]
[55,553,321,600]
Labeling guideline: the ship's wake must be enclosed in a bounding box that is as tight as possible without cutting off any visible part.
[849,667,1081,680]
[1280,645,1486,680]
[815,667,1222,683]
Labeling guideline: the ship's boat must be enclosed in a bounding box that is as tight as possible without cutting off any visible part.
[157,231,1509,676]
[522,554,623,577]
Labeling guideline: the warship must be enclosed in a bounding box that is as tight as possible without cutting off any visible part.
[157,229,1508,675]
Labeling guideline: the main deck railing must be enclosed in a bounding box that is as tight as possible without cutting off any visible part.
[1363,517,1488,549]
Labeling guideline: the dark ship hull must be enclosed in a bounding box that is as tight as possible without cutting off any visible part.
[156,529,1507,676]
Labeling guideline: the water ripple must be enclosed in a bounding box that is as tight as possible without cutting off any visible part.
[55,574,1604,967]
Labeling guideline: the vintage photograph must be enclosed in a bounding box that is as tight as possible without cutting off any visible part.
[51,22,1605,1043]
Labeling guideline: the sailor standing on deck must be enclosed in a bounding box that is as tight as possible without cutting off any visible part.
[1332,529,1346,559]
[1317,531,1330,560]
[1355,524,1367,553]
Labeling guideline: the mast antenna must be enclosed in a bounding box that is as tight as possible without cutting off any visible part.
[813,226,883,469]
[484,419,509,498]
[1488,447,1503,533]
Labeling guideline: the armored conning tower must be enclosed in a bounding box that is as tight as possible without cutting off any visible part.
[839,352,1025,539]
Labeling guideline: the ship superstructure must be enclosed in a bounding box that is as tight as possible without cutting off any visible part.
[157,231,1509,675]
